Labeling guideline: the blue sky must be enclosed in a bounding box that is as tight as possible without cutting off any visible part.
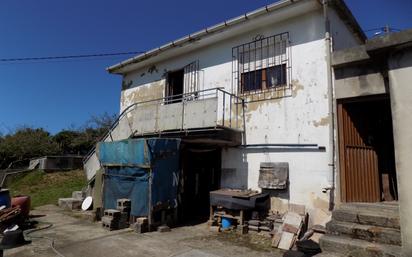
[0,0,411,134]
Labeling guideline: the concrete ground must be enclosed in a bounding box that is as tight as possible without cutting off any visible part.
[4,205,284,257]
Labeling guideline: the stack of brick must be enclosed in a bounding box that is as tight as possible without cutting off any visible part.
[116,198,131,218]
[132,217,148,234]
[102,209,128,231]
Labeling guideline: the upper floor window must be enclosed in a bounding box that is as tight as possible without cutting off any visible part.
[232,32,290,98]
[165,60,199,104]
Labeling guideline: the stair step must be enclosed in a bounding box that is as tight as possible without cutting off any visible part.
[333,205,400,229]
[326,220,401,246]
[340,202,399,214]
[314,253,343,257]
[320,234,402,257]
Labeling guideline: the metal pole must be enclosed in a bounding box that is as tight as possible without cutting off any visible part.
[323,0,336,211]
[148,168,152,232]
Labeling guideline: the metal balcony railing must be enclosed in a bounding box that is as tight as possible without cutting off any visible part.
[83,88,245,167]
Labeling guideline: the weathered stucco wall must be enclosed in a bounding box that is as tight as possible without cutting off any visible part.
[334,65,387,99]
[221,21,332,223]
[116,8,360,224]
[388,48,412,256]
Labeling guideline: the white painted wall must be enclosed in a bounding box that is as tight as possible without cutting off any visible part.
[329,9,361,50]
[115,7,360,224]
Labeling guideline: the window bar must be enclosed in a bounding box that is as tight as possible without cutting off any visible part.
[273,35,277,90]
[188,65,191,94]
[229,94,232,127]
[192,63,195,93]
[254,40,258,95]
[194,62,197,93]
[222,90,226,127]
[198,61,200,92]
[232,48,235,95]
[247,43,251,95]
[288,36,291,89]
[189,64,192,94]
[279,37,283,91]
[195,61,198,92]
[267,36,270,69]
[185,67,188,95]
[191,62,194,93]
[237,46,240,94]
[236,95,239,129]
[241,44,245,94]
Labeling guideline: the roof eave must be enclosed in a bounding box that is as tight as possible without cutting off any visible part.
[107,0,367,74]
[106,0,297,74]
[329,0,367,43]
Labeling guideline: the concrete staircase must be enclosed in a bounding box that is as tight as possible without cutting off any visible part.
[320,202,401,257]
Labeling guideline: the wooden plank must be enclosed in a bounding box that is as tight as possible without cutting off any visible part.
[278,232,295,250]
[271,231,282,248]
[282,223,299,234]
[288,203,305,216]
[382,174,394,201]
[283,212,302,228]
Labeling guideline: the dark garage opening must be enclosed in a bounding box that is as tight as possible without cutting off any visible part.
[178,145,221,224]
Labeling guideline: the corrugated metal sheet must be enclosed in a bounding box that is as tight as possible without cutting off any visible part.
[98,138,181,217]
[345,146,380,202]
[338,103,380,202]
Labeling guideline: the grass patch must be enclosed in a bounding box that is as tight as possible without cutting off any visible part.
[7,169,86,208]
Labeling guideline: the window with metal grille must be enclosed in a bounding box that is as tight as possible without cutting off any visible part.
[165,60,199,104]
[232,32,291,98]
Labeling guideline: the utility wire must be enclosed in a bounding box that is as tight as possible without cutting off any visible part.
[363,27,402,33]
[0,56,133,65]
[0,51,144,62]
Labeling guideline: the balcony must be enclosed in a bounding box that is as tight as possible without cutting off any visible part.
[84,88,245,180]
[109,88,244,139]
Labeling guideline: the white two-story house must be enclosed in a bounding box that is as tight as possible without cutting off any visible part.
[84,0,366,225]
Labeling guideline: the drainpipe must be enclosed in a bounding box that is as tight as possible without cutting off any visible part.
[322,0,336,211]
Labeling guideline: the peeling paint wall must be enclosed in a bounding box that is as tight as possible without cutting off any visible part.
[121,79,165,112]
[221,26,333,221]
[115,8,360,222]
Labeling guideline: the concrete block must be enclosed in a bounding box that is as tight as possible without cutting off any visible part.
[58,198,82,211]
[117,198,131,207]
[72,191,85,200]
[104,209,121,218]
[136,217,148,224]
[132,222,148,234]
[157,225,171,232]
[117,206,131,213]
[332,208,400,229]
[319,234,401,257]
[326,220,401,246]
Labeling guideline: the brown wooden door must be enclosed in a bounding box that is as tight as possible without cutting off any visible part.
[338,103,381,202]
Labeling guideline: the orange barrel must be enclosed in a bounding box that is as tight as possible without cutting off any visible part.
[11,195,31,218]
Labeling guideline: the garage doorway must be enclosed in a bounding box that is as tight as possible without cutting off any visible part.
[178,145,221,224]
[337,95,397,202]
